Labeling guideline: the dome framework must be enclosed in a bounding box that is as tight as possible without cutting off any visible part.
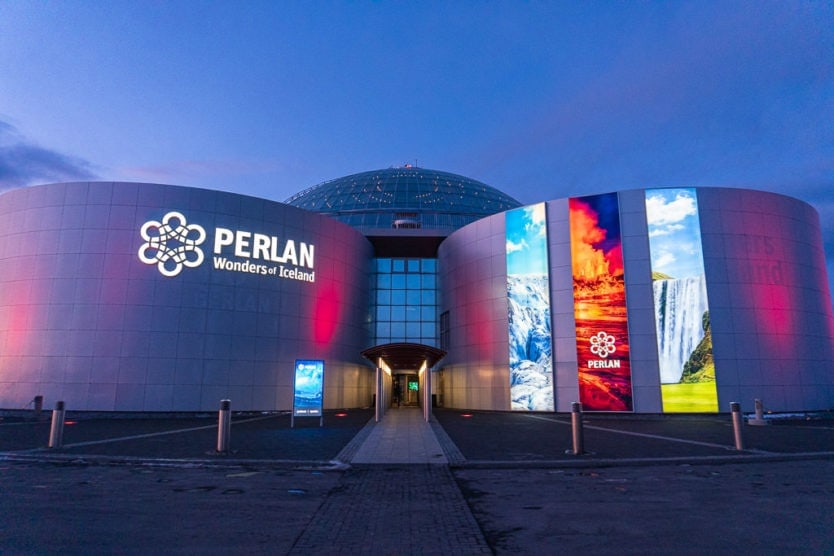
[285,166,521,232]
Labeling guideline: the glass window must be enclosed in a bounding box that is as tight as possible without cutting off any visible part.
[406,290,421,305]
[368,255,442,347]
[377,306,391,320]
[440,311,450,350]
[406,322,421,338]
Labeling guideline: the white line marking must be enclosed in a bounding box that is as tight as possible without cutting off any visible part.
[522,414,775,453]
[21,414,280,452]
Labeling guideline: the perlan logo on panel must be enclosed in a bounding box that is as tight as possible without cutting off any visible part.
[589,331,616,358]
[138,210,317,282]
[138,211,207,277]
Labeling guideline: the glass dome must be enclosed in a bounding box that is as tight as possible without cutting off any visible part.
[285,166,521,233]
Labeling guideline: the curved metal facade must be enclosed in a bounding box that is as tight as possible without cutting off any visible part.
[0,182,374,411]
[438,188,834,413]
[1,179,832,414]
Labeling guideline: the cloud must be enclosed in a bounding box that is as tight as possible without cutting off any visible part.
[526,203,546,225]
[645,193,697,226]
[653,251,676,271]
[506,239,527,254]
[0,121,96,191]
[522,203,548,238]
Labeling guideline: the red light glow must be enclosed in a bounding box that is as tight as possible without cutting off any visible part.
[313,282,341,345]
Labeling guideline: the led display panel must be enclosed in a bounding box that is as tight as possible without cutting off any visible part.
[293,360,325,416]
[645,189,717,412]
[569,193,633,411]
[506,203,554,411]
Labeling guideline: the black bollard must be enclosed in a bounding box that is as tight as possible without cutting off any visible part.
[571,402,585,455]
[217,399,231,453]
[730,402,744,450]
[48,401,66,449]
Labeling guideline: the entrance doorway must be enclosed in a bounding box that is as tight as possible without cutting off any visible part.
[392,373,419,407]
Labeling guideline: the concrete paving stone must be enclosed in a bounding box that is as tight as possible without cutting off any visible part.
[350,407,448,464]
[289,464,491,555]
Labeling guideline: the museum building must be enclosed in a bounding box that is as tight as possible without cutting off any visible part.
[0,167,832,414]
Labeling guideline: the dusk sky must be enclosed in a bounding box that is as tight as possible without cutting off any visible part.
[1,1,832,297]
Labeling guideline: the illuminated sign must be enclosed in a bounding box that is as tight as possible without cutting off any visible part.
[138,211,315,282]
[645,189,717,412]
[506,203,554,411]
[293,359,324,416]
[138,211,206,277]
[569,193,633,411]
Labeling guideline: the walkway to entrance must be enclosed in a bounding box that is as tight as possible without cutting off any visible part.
[292,407,490,553]
[348,406,448,464]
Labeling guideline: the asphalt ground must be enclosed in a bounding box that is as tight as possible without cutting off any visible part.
[0,409,373,463]
[3,408,833,465]
[2,408,833,554]
[432,409,834,464]
[455,460,834,554]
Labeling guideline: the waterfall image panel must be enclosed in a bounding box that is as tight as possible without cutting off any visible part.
[506,203,554,411]
[645,189,717,412]
[569,193,633,411]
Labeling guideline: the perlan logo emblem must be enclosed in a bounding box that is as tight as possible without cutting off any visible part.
[589,331,616,358]
[588,331,620,369]
[138,211,206,277]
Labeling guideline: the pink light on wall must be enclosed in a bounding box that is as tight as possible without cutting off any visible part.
[720,224,809,362]
[746,259,800,360]
[1,281,34,358]
[313,281,341,346]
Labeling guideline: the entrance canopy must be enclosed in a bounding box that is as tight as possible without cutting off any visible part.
[361,342,446,371]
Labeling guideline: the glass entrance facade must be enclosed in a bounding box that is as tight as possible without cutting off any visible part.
[370,258,439,347]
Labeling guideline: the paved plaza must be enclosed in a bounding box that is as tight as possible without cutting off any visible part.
[1,406,833,554]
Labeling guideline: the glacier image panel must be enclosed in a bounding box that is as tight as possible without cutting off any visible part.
[508,274,554,411]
